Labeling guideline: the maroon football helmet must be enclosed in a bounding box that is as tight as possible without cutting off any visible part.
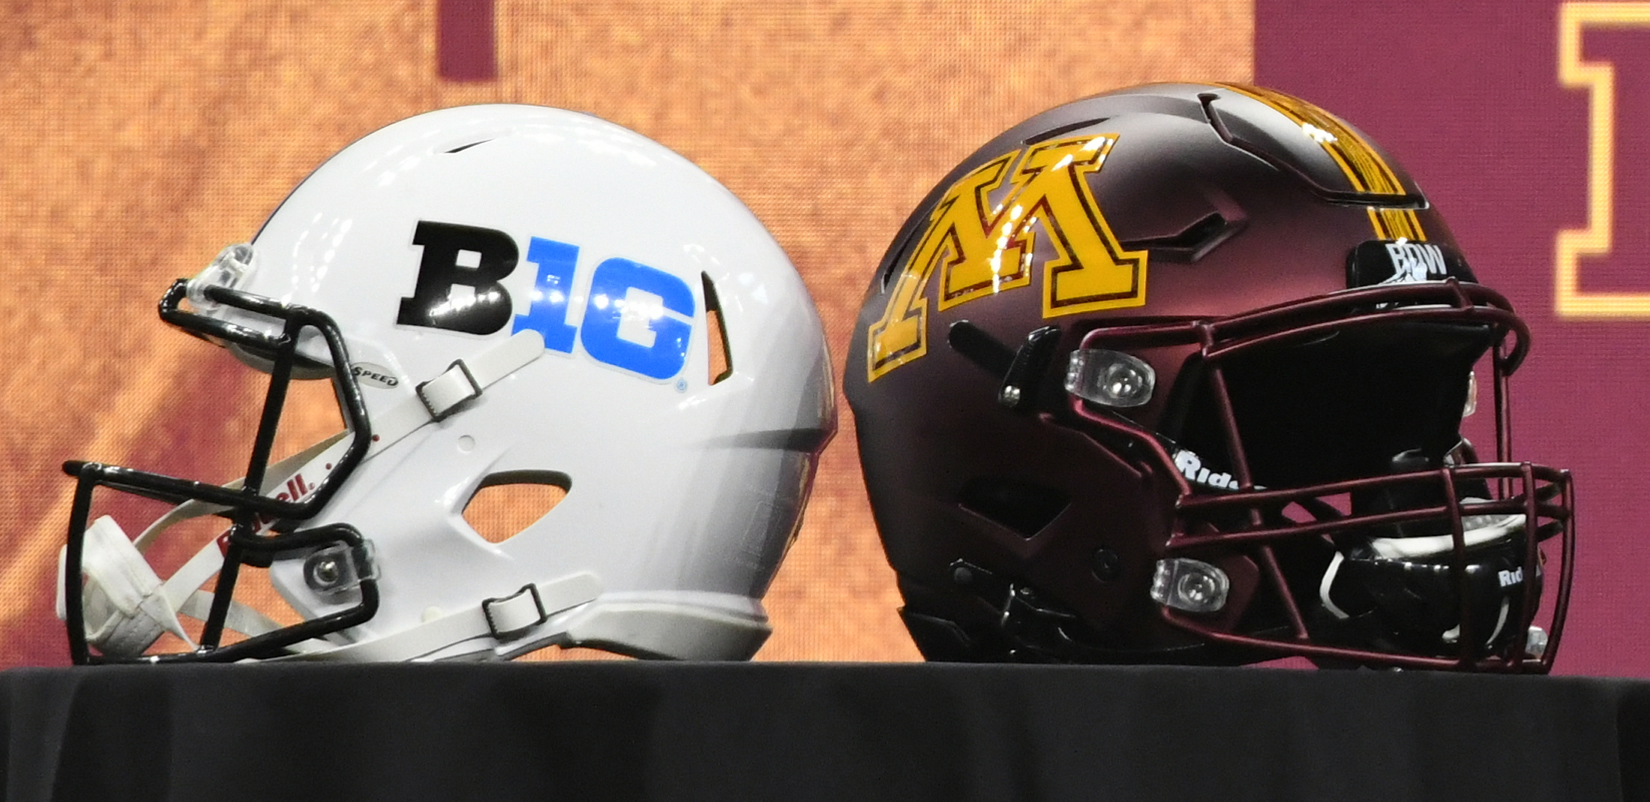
[845,83,1573,671]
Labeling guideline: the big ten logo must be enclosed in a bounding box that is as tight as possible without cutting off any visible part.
[1556,3,1650,318]
[396,221,695,381]
[864,134,1148,381]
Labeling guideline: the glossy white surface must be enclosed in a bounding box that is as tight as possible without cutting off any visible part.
[196,105,835,660]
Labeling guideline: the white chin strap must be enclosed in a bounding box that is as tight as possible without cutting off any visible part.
[59,331,547,660]
[56,432,353,659]
[57,516,193,658]
[1363,503,1525,561]
[56,514,306,660]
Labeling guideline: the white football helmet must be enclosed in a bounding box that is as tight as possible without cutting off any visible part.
[58,105,836,663]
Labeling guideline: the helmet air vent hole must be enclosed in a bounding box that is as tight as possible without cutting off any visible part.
[444,139,493,154]
[463,470,572,544]
[957,477,1069,539]
[1023,117,1109,146]
[1119,212,1242,263]
[701,273,734,385]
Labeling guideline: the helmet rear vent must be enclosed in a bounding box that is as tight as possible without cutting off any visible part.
[957,477,1069,539]
[702,273,734,384]
[463,470,572,544]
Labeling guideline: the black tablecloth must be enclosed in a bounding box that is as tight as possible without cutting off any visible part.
[3,662,1646,801]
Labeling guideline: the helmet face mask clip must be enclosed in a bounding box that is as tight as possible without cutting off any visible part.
[1062,278,1568,670]
[61,278,376,663]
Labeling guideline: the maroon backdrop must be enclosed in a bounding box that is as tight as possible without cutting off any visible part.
[1259,0,1650,676]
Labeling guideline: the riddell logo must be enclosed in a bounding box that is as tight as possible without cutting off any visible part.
[238,473,321,537]
[274,474,315,505]
[220,470,320,554]
[1173,449,1239,491]
[1498,567,1524,588]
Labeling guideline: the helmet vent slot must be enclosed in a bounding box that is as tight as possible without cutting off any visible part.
[1023,117,1109,146]
[957,477,1069,539]
[444,139,494,154]
[463,470,571,544]
[1120,212,1242,263]
[702,273,734,385]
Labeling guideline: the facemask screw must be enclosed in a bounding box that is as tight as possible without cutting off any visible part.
[306,556,343,590]
[1092,548,1121,582]
[1525,626,1549,658]
[302,542,375,596]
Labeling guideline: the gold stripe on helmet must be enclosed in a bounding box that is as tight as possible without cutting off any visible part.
[1217,83,1425,242]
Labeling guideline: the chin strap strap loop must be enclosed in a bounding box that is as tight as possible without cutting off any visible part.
[482,585,550,640]
[365,330,544,457]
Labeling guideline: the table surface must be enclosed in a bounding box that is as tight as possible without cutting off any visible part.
[3,662,1646,802]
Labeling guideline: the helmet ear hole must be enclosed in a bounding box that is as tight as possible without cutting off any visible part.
[463,470,572,544]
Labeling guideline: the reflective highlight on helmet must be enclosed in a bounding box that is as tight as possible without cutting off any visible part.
[57,104,836,664]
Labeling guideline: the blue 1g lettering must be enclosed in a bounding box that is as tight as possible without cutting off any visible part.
[399,220,695,381]
[574,257,695,381]
[510,236,580,353]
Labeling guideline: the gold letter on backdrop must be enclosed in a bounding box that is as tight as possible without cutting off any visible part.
[1556,3,1650,318]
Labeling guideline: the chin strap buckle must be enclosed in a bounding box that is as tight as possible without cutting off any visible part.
[416,359,483,422]
[365,330,546,459]
[481,584,549,641]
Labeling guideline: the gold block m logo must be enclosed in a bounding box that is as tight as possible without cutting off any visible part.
[865,134,1148,381]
